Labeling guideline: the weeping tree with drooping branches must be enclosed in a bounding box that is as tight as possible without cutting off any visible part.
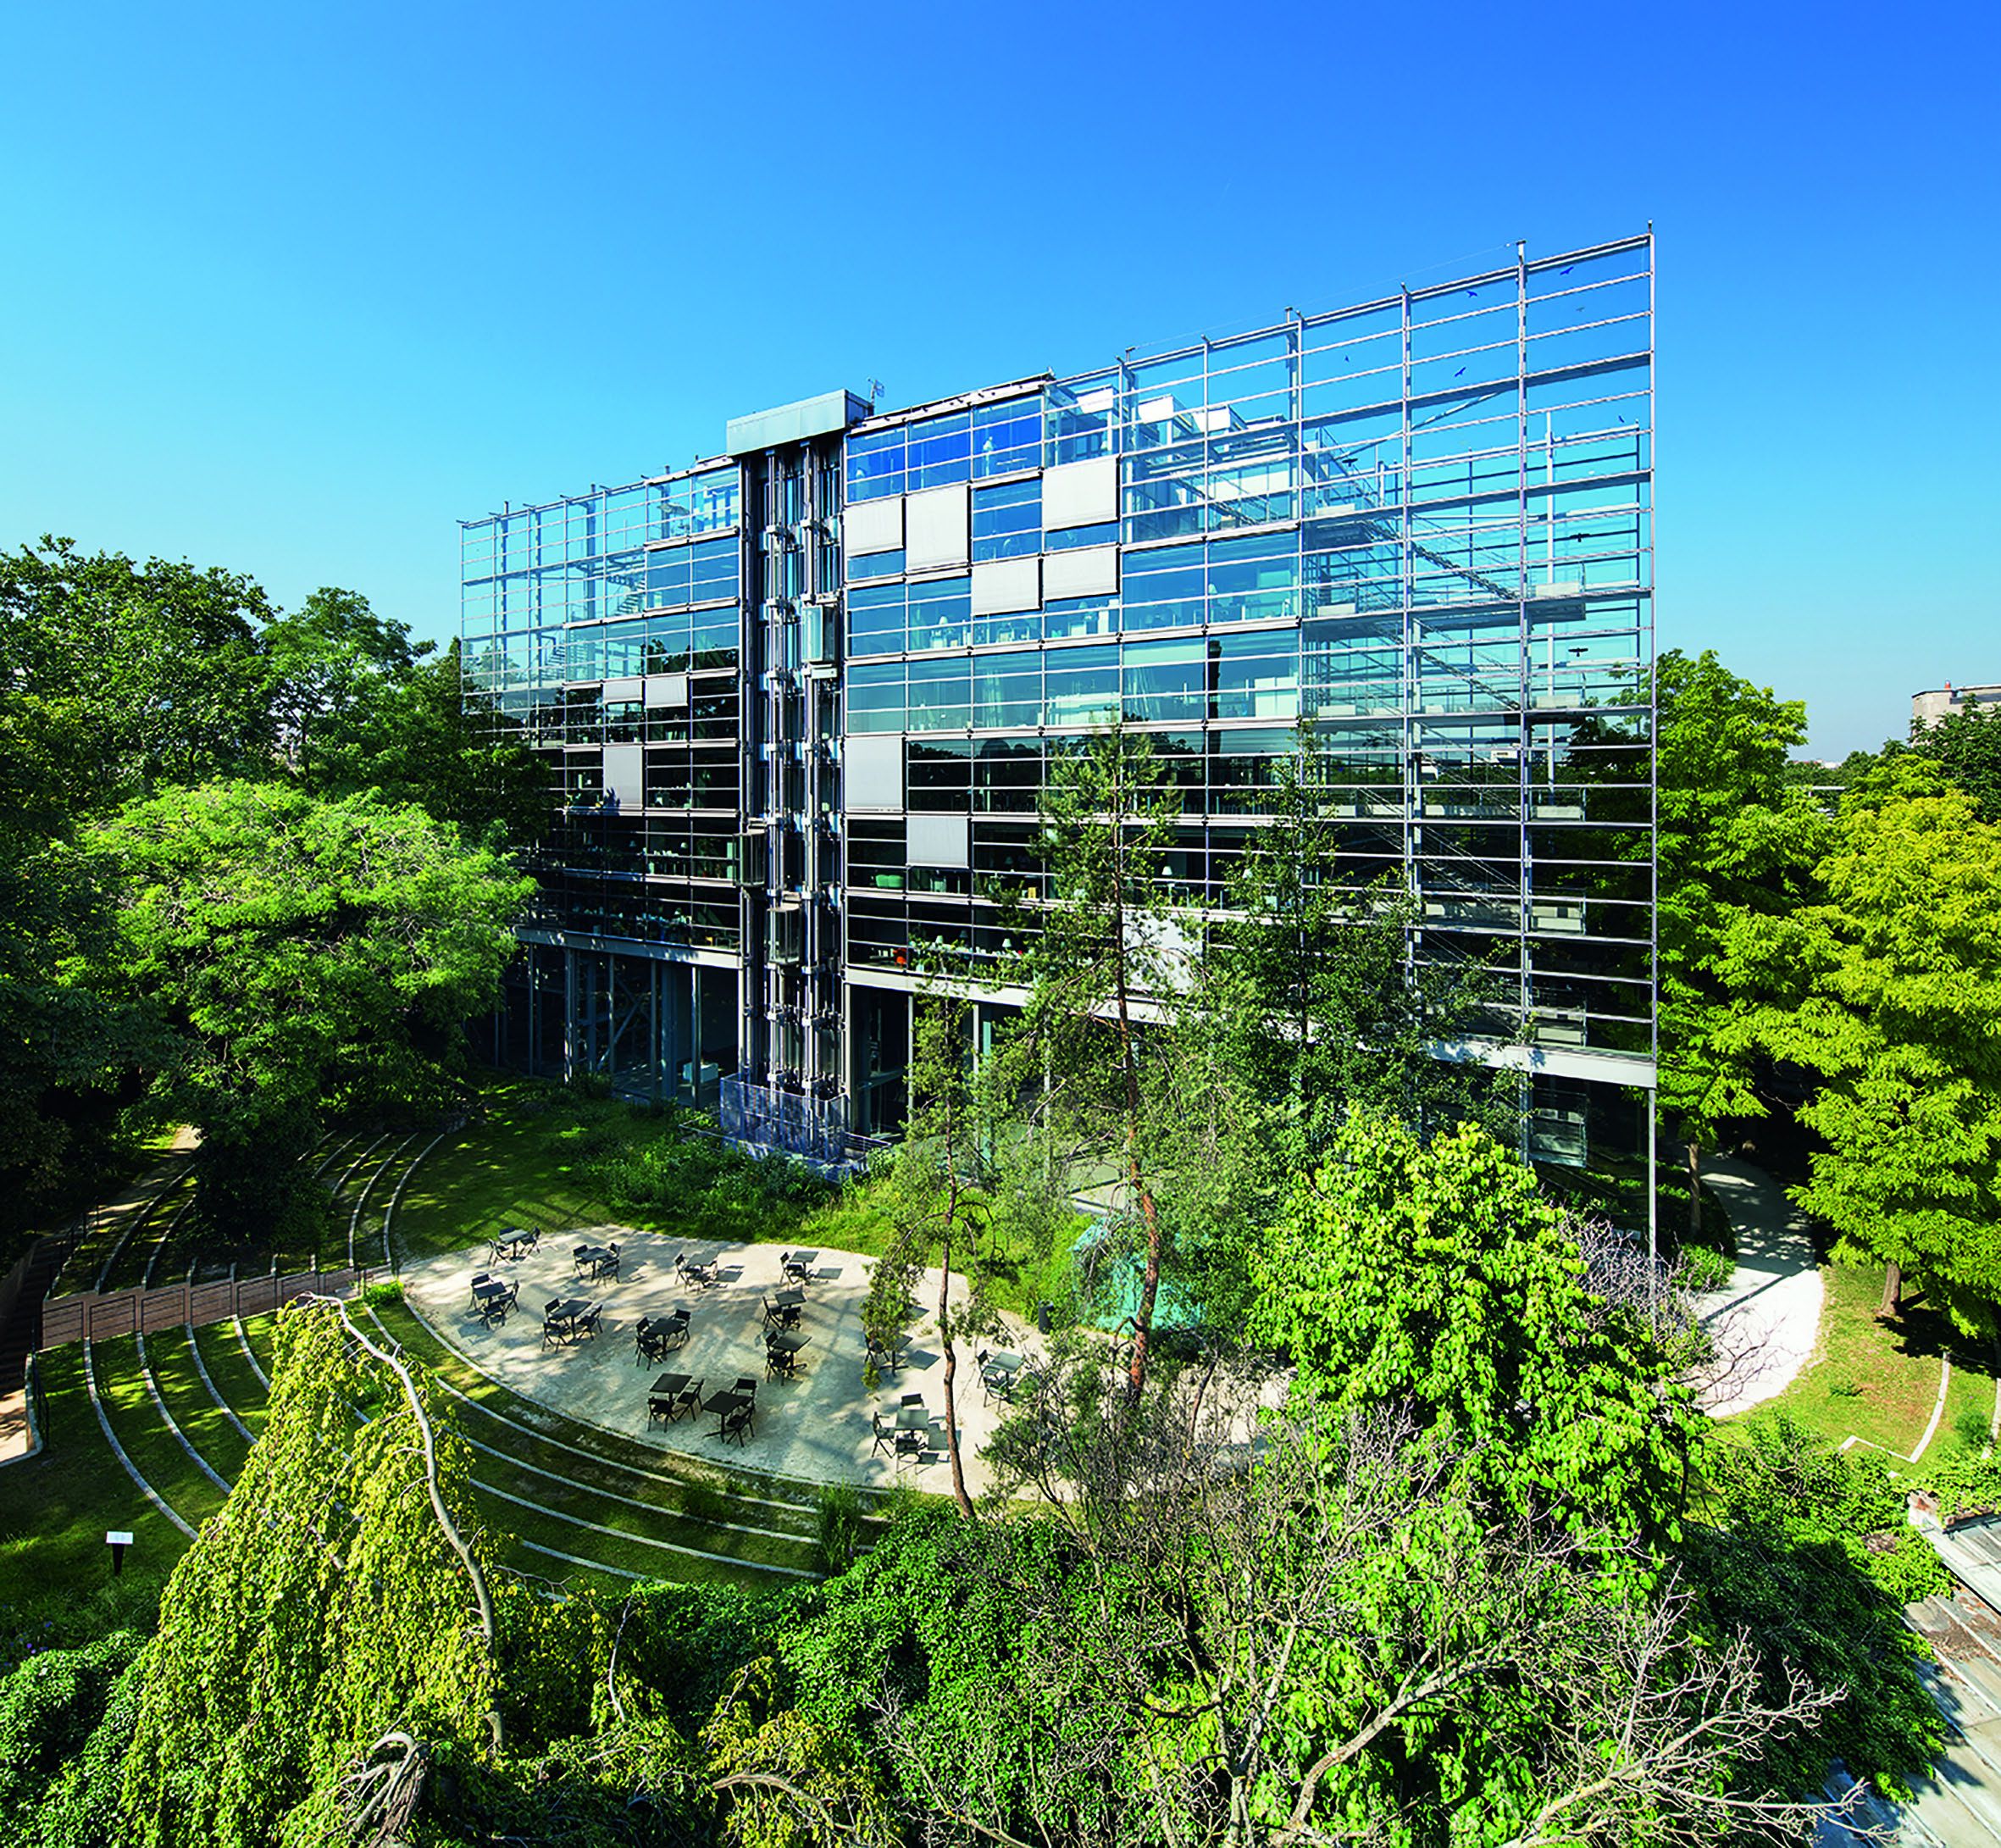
[117,1297,502,1848]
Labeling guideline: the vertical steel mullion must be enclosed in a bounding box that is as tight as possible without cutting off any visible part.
[1646,224,1660,1285]
[1516,241,1533,1050]
[1400,287,1418,977]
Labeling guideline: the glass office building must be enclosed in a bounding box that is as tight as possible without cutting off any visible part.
[460,232,1656,1171]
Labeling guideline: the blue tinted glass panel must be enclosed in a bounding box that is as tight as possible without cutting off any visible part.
[1122,636,1206,724]
[688,469,740,535]
[1208,631,1300,720]
[1121,542,1206,633]
[908,413,972,491]
[646,547,693,608]
[646,612,692,672]
[1045,521,1119,552]
[972,478,1041,562]
[1207,531,1299,624]
[973,651,1040,729]
[851,548,905,581]
[906,574,970,652]
[1044,644,1120,728]
[691,537,740,603]
[847,428,906,502]
[846,661,906,732]
[693,610,739,668]
[973,396,1042,477]
[848,583,906,655]
[906,658,971,731]
[1042,595,1117,641]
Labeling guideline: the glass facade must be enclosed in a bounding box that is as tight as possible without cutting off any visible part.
[462,235,1655,1166]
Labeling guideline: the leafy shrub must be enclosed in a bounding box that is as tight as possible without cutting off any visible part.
[1675,1242,1735,1294]
[815,1484,863,1576]
[0,1629,145,1834]
[575,1107,834,1242]
[1954,1406,1992,1452]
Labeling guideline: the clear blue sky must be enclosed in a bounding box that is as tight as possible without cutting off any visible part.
[3,1,1994,757]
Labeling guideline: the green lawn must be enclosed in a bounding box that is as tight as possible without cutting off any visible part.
[0,1348,191,1610]
[391,1076,1078,1321]
[1739,1257,1997,1464]
[391,1084,653,1267]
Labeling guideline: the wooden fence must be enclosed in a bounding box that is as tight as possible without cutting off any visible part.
[38,1266,374,1349]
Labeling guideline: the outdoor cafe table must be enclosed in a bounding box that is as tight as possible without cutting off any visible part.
[649,1372,696,1420]
[472,1278,513,1321]
[772,1285,806,1311]
[983,1349,1025,1386]
[546,1297,593,1340]
[782,1250,819,1281]
[893,1401,930,1433]
[488,1227,537,1262]
[574,1244,614,1275]
[705,1387,754,1435]
[767,1332,807,1372]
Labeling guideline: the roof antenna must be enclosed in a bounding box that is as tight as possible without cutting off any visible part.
[866,377,885,408]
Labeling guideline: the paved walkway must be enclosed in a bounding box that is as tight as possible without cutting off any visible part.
[402,1229,1037,1493]
[0,1129,200,1465]
[1693,1152,1825,1418]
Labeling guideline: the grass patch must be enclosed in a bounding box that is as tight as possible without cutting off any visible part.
[145,1335,253,1481]
[0,1348,190,1612]
[91,1338,228,1531]
[391,1082,640,1267]
[191,1323,269,1435]
[1742,1257,1994,1459]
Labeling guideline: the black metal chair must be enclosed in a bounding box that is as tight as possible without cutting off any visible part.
[635,1318,668,1366]
[575,1303,603,1340]
[895,1426,926,1460]
[871,1411,895,1456]
[662,1307,690,1349]
[646,1393,675,1429]
[596,1243,622,1281]
[721,1404,754,1446]
[541,1302,568,1350]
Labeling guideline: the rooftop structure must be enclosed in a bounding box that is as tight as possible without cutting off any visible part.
[1913,683,2001,728]
[460,232,1658,1174]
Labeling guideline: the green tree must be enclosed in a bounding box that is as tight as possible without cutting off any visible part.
[1164,734,1513,1329]
[0,536,275,815]
[1733,763,2001,1325]
[0,538,278,1226]
[89,782,533,1243]
[118,1298,501,1848]
[1655,649,1830,1234]
[260,585,431,787]
[1250,1111,1701,1546]
[862,993,995,1517]
[1000,727,1184,1393]
[1910,701,2001,823]
[313,640,552,850]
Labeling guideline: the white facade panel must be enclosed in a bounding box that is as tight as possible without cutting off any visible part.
[1042,544,1119,601]
[970,556,1040,616]
[602,676,644,704]
[843,496,903,556]
[907,813,970,869]
[1042,456,1118,530]
[844,734,903,812]
[645,673,690,708]
[904,484,969,570]
[601,744,644,809]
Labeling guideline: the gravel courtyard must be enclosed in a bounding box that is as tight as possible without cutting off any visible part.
[400,1225,1029,1494]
